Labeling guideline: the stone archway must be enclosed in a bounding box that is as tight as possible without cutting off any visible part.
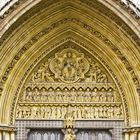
[0,0,140,140]
[15,41,124,139]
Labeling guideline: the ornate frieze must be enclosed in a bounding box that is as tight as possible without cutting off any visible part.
[16,103,123,120]
[19,84,118,103]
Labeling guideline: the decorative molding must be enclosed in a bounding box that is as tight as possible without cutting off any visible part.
[0,0,139,20]
[80,0,140,51]
[0,0,140,53]
[115,0,140,19]
[0,126,16,132]
[137,85,140,102]
[123,127,140,133]
[0,18,138,98]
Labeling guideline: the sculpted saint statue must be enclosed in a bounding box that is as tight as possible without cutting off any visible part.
[62,52,76,80]
[64,129,76,140]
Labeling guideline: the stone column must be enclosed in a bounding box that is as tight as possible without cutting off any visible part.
[123,126,140,140]
[11,131,15,140]
[5,132,10,140]
[138,130,140,140]
[124,132,129,140]
[0,131,2,140]
[0,125,16,140]
[134,131,138,140]
[130,129,140,140]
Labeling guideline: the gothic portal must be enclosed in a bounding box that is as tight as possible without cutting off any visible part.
[0,0,140,140]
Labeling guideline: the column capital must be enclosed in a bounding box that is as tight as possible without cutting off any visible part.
[123,126,140,133]
[123,127,131,133]
[0,125,16,132]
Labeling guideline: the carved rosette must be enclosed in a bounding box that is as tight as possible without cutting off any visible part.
[16,47,124,120]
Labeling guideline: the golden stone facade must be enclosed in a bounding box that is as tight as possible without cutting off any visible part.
[0,0,140,140]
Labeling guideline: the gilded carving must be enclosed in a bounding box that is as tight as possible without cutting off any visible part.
[1,18,138,87]
[0,18,134,124]
[20,86,117,103]
[16,104,123,119]
[64,129,76,140]
[15,47,124,121]
[50,49,89,83]
[0,0,138,128]
[29,48,108,84]
[10,39,128,125]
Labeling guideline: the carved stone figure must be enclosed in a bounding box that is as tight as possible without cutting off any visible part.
[114,106,123,118]
[63,88,69,102]
[61,106,67,118]
[100,93,107,102]
[31,72,38,82]
[64,129,76,140]
[108,107,114,118]
[50,49,89,83]
[56,107,62,119]
[25,87,33,101]
[62,52,77,80]
[84,88,91,102]
[96,69,108,83]
[56,88,62,101]
[16,106,23,118]
[51,107,56,119]
[41,87,47,101]
[94,107,99,118]
[45,106,52,118]
[37,66,46,81]
[86,69,96,82]
[34,88,40,101]
[70,88,76,102]
[31,107,37,118]
[77,106,83,119]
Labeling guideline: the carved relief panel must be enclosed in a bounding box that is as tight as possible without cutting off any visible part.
[16,46,123,120]
[27,48,109,84]
[16,104,123,119]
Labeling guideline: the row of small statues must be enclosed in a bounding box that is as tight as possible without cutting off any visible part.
[22,88,116,102]
[16,105,123,119]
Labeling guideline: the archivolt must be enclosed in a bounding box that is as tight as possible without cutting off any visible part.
[0,0,139,127]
